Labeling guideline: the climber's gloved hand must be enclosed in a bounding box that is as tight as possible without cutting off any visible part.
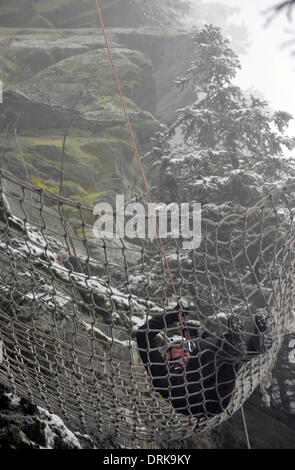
[164,302,189,325]
[174,302,192,319]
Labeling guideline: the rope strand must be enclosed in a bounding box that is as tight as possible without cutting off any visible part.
[94,0,192,341]
[241,405,251,450]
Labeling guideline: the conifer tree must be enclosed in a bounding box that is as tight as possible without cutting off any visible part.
[148,25,295,206]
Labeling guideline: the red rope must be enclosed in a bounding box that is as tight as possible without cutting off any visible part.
[94,0,191,345]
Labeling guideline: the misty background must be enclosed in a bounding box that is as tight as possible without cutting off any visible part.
[189,0,295,146]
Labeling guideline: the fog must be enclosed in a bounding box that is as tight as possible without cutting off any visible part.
[191,0,295,142]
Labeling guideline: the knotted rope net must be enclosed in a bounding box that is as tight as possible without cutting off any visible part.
[0,168,294,445]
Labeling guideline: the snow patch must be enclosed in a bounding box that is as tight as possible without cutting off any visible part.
[38,407,82,449]
[4,392,21,408]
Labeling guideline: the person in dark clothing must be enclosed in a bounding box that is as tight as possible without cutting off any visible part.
[136,304,271,419]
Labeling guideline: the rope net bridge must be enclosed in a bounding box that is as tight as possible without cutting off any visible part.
[0,168,294,445]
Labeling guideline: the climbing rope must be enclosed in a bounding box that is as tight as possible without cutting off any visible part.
[241,405,251,450]
[0,168,293,445]
[94,0,191,344]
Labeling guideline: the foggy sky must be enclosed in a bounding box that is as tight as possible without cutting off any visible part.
[192,0,295,143]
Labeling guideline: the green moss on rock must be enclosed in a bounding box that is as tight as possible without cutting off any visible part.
[18,133,140,209]
[20,47,156,113]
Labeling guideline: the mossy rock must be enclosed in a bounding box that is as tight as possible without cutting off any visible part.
[0,0,97,29]
[0,28,119,86]
[1,68,160,215]
[0,0,184,29]
[0,23,162,231]
[16,133,141,207]
[20,47,156,114]
[0,45,56,85]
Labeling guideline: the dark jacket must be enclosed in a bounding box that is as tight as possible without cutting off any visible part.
[136,310,239,418]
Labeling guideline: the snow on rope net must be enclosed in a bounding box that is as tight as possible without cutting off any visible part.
[0,168,294,445]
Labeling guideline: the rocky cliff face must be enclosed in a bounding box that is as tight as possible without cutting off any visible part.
[0,0,294,450]
[0,383,116,449]
[0,0,189,29]
[0,26,194,214]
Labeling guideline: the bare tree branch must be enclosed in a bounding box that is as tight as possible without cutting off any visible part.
[263,1,295,55]
[264,0,295,24]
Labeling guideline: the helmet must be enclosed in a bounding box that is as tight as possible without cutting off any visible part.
[166,335,191,361]
[168,335,184,346]
[166,335,188,352]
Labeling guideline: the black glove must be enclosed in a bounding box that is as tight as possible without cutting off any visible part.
[164,303,188,325]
